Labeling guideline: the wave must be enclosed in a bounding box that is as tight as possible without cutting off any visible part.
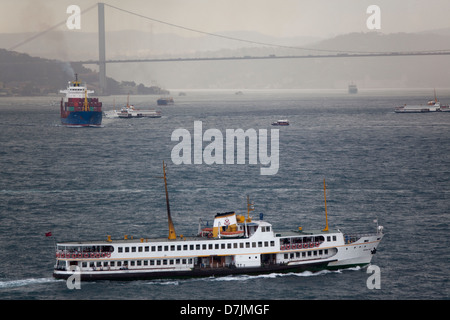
[0,277,61,289]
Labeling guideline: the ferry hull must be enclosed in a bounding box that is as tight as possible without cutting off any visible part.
[53,260,332,281]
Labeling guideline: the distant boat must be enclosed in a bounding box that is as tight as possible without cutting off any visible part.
[395,89,449,113]
[105,96,161,118]
[348,83,358,94]
[157,97,174,105]
[271,120,289,126]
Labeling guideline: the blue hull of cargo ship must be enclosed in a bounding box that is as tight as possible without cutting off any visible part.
[61,111,102,127]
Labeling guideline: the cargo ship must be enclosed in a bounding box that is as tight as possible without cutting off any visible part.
[60,74,102,127]
[53,163,384,281]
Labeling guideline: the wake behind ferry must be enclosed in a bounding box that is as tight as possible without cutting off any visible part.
[53,163,384,281]
[60,74,102,127]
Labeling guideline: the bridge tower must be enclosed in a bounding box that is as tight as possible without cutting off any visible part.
[98,3,107,94]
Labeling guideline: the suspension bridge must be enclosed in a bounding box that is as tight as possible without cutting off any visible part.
[9,3,450,94]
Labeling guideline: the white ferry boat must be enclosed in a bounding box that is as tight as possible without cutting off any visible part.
[394,90,449,113]
[104,96,162,118]
[53,164,384,281]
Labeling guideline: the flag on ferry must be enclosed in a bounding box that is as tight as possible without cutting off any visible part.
[45,232,52,237]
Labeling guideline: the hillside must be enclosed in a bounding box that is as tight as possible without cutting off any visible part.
[0,49,168,96]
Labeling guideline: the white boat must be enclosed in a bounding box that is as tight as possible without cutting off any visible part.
[271,120,289,126]
[104,96,161,118]
[53,164,384,281]
[395,90,448,113]
[117,105,161,118]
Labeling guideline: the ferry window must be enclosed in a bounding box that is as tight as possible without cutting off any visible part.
[246,242,250,248]
[325,249,328,254]
[188,258,193,264]
[163,260,168,265]
[252,242,256,248]
[138,247,142,252]
[270,241,275,246]
[240,243,244,248]
[182,259,186,264]
[183,245,188,250]
[215,244,219,249]
[151,246,156,252]
[125,247,130,253]
[156,260,161,265]
[158,246,162,251]
[176,259,180,264]
[82,262,87,268]
[171,245,175,251]
[221,243,225,249]
[313,251,317,256]
[267,226,271,232]
[110,261,115,267]
[333,236,337,241]
[190,245,194,250]
[258,242,262,247]
[118,247,123,253]
[302,252,306,257]
[202,244,207,250]
[233,243,238,249]
[144,261,148,266]
[150,260,154,266]
[169,260,174,265]
[137,261,142,266]
[327,236,331,241]
[177,245,182,251]
[164,246,169,251]
[307,251,312,257]
[227,243,232,249]
[296,252,300,258]
[132,247,136,252]
[196,244,200,250]
[290,253,294,259]
[145,246,149,252]
[117,261,122,267]
[209,244,213,250]
[284,254,288,259]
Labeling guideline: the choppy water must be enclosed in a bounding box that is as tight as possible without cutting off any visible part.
[0,89,449,301]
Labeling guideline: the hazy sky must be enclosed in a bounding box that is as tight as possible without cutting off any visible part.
[2,0,450,38]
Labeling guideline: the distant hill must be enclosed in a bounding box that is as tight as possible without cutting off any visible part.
[0,49,168,96]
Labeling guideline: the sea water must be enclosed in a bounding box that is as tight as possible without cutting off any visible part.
[0,89,449,300]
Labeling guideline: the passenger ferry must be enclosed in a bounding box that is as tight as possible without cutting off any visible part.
[53,164,384,281]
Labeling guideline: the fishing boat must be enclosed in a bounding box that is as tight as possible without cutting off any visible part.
[52,164,384,281]
[271,120,289,126]
[60,74,102,127]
